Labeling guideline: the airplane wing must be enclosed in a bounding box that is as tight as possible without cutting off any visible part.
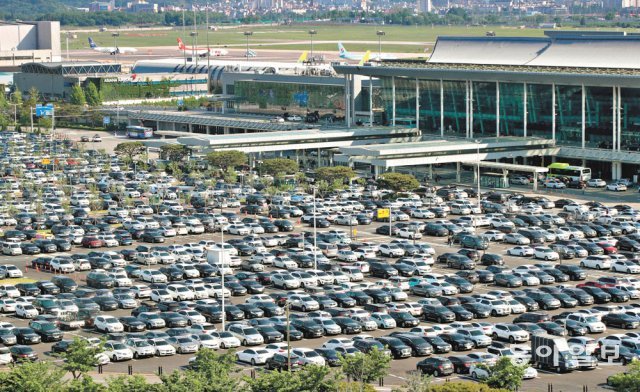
[297,51,309,63]
[358,51,371,66]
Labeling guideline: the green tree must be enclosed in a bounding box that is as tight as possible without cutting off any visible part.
[66,376,106,392]
[315,166,356,184]
[114,141,146,164]
[0,360,67,392]
[427,382,508,392]
[105,375,160,392]
[160,144,189,162]
[206,150,247,170]
[339,347,391,385]
[260,157,299,177]
[246,365,337,392]
[378,172,420,192]
[25,87,39,110]
[395,370,432,392]
[69,84,87,106]
[10,90,22,106]
[60,337,105,379]
[85,82,102,106]
[481,357,526,391]
[609,359,640,391]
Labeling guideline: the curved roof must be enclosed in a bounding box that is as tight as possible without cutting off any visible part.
[428,31,640,69]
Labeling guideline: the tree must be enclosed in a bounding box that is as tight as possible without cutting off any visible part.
[69,84,86,106]
[339,347,391,385]
[105,375,161,392]
[9,90,21,106]
[260,158,299,177]
[163,349,243,392]
[160,144,189,162]
[25,87,39,110]
[395,370,432,392]
[481,357,526,391]
[85,82,102,106]
[426,382,508,392]
[0,361,67,392]
[60,337,105,379]
[609,359,640,391]
[315,166,356,184]
[246,365,337,392]
[206,150,247,170]
[114,141,146,164]
[377,172,420,192]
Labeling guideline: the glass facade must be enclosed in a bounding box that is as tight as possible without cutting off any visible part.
[621,87,640,151]
[472,82,497,138]
[234,81,344,116]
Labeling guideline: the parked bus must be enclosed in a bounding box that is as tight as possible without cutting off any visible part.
[126,126,153,139]
[547,163,592,182]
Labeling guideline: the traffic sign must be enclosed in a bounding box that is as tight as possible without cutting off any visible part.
[103,116,111,125]
[41,158,50,165]
[376,208,390,219]
[35,104,54,117]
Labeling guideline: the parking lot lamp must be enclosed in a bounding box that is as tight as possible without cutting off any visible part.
[244,31,253,62]
[220,217,225,331]
[308,30,317,59]
[475,139,481,209]
[312,186,317,270]
[285,301,291,372]
[376,30,385,61]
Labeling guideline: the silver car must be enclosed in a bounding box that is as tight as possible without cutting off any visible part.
[168,336,199,354]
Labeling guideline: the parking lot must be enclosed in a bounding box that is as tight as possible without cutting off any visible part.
[0,130,639,391]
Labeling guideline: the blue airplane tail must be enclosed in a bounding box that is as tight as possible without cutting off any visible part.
[88,37,97,48]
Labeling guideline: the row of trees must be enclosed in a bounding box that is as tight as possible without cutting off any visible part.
[2,337,522,392]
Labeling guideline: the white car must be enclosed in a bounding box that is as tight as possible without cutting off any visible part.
[271,274,300,290]
[0,285,21,298]
[322,338,354,350]
[492,324,530,343]
[611,260,640,274]
[95,315,124,333]
[579,255,612,270]
[397,228,422,239]
[470,364,537,380]
[587,178,607,188]
[130,284,152,298]
[412,209,436,219]
[544,180,566,189]
[236,348,272,365]
[147,338,177,356]
[507,246,534,257]
[337,250,358,262]
[288,294,320,312]
[567,336,599,355]
[273,257,297,270]
[533,247,559,261]
[0,299,16,313]
[166,284,195,301]
[140,270,168,283]
[483,230,505,242]
[226,324,264,346]
[504,233,530,245]
[607,183,627,191]
[371,312,397,329]
[292,348,326,366]
[151,289,173,303]
[0,265,23,278]
[379,244,405,257]
[126,339,156,359]
[103,341,134,362]
[15,304,38,319]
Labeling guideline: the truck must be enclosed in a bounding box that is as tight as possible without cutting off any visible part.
[58,309,99,331]
[530,335,579,373]
[206,248,233,266]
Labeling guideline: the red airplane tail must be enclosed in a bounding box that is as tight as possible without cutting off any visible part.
[177,38,186,50]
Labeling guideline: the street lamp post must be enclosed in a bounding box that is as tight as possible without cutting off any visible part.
[376,30,385,61]
[308,29,317,60]
[312,186,317,270]
[285,301,291,372]
[475,139,481,209]
[190,31,199,69]
[112,32,120,63]
[244,31,253,62]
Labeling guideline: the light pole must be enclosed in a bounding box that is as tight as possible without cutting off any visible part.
[475,139,481,209]
[244,31,253,62]
[112,32,120,63]
[308,29,317,60]
[376,30,385,61]
[220,213,226,331]
[285,301,291,372]
[312,186,317,270]
[65,32,72,61]
[190,31,199,69]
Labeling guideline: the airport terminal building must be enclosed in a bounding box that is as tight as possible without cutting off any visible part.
[334,31,640,180]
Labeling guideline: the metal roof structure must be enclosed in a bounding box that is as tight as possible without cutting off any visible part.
[20,62,121,75]
[129,110,316,132]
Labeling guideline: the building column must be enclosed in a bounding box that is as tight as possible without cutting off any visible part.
[188,123,193,133]
[551,83,556,142]
[523,83,528,137]
[369,76,374,127]
[172,122,176,131]
[496,81,500,138]
[581,84,586,149]
[391,76,396,127]
[345,75,351,128]
[612,161,622,180]
[428,165,433,180]
[533,175,538,191]
[350,75,357,125]
[456,162,461,182]
[469,81,474,139]
[465,81,470,138]
[373,165,381,178]
[618,86,622,151]
[613,86,617,151]
[440,79,444,137]
[415,78,420,132]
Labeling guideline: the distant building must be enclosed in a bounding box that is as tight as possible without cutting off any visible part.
[417,0,432,13]
[129,0,158,13]
[603,0,640,8]
[89,1,115,12]
[0,21,61,70]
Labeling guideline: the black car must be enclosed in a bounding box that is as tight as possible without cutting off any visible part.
[10,345,38,362]
[513,296,540,312]
[416,357,454,377]
[480,253,504,266]
[21,243,41,255]
[602,287,631,303]
[15,282,41,296]
[447,305,474,321]
[255,326,284,343]
[238,280,265,294]
[272,324,303,341]
[141,230,165,243]
[353,338,390,355]
[461,302,491,318]
[36,280,60,295]
[327,292,357,308]
[562,288,595,306]
[388,311,420,327]
[265,353,302,371]
[93,296,119,311]
[376,336,412,359]
[389,333,433,356]
[273,220,294,232]
[291,319,325,339]
[119,316,147,332]
[363,289,392,304]
[578,286,612,303]
[439,333,474,351]
[550,293,579,308]
[476,270,495,283]
[422,305,456,323]
[332,317,362,334]
[537,321,568,336]
[13,327,41,345]
[447,355,475,374]
[159,266,184,281]
[421,336,452,353]
[51,339,74,353]
[28,320,63,342]
[236,304,265,319]
[555,264,587,280]
[315,348,341,367]
[602,313,640,329]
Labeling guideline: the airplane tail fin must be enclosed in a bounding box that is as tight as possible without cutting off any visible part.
[88,37,97,48]
[338,42,347,57]
[297,51,308,63]
[177,38,185,50]
[358,50,371,66]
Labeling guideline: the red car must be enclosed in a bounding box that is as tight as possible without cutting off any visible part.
[576,281,615,289]
[81,237,103,248]
[596,242,618,254]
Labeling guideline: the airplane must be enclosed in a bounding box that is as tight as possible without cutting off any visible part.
[338,42,396,61]
[88,37,137,55]
[177,38,228,57]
